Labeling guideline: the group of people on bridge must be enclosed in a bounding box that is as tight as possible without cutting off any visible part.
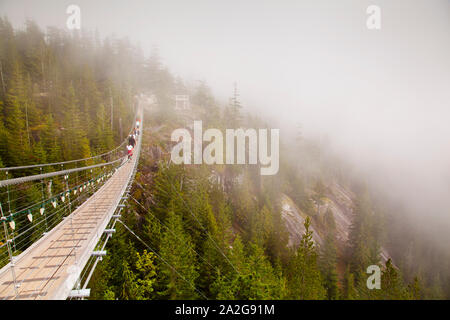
[126,119,140,159]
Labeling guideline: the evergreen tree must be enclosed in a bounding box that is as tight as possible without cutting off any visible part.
[320,209,339,299]
[348,194,381,288]
[3,61,30,165]
[61,85,91,161]
[320,235,339,299]
[378,259,409,299]
[239,243,287,299]
[408,276,422,300]
[287,217,326,299]
[121,250,157,300]
[341,265,357,300]
[158,206,199,299]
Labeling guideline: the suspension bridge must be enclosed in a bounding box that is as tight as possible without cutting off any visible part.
[0,105,143,300]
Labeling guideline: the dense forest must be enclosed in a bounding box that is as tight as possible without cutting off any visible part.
[89,96,445,300]
[0,17,139,169]
[0,19,449,300]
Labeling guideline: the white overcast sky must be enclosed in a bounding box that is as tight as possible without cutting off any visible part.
[1,0,450,241]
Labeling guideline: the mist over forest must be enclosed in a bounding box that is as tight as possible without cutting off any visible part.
[0,0,449,301]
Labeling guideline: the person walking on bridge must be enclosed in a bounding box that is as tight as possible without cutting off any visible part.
[128,134,136,148]
[127,144,133,159]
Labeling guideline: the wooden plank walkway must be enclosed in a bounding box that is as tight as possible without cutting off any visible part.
[0,139,140,300]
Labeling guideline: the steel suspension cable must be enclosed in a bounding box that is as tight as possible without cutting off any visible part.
[130,195,221,274]
[0,157,125,188]
[160,167,241,276]
[116,219,208,300]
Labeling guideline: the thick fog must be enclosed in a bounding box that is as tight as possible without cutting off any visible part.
[2,0,450,243]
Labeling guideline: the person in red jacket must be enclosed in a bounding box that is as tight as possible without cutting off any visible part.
[127,144,133,159]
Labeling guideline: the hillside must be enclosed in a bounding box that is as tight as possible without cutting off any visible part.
[87,91,436,300]
[0,20,448,300]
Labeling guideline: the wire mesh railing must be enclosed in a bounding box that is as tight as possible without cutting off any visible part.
[0,104,140,269]
[0,156,127,270]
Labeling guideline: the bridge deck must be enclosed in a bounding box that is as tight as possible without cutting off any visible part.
[0,147,139,300]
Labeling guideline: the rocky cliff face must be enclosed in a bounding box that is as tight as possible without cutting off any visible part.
[281,181,391,263]
[281,194,323,247]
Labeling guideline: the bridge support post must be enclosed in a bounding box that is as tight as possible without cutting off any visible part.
[92,251,107,259]
[68,289,90,299]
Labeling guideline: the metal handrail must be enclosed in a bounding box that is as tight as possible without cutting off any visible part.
[0,157,126,188]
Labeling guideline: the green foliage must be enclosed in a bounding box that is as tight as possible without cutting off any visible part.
[0,18,136,169]
[158,207,199,299]
[320,236,339,299]
[287,217,326,299]
[341,266,357,300]
[121,250,156,300]
[377,259,410,299]
[211,237,287,300]
[408,276,422,300]
[348,194,381,282]
[4,17,438,302]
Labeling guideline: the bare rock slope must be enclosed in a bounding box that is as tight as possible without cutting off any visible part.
[281,182,391,263]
